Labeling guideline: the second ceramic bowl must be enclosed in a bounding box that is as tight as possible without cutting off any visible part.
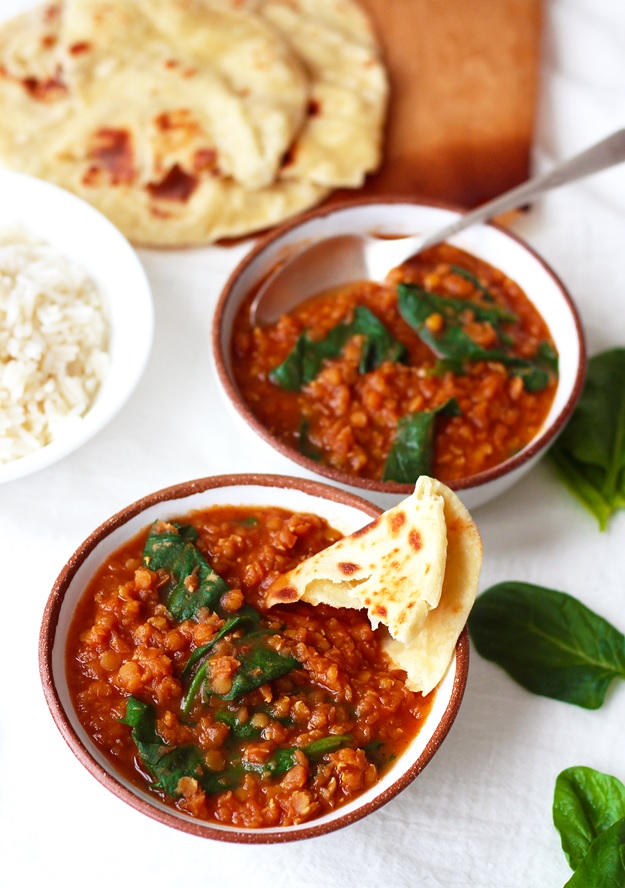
[213,198,586,511]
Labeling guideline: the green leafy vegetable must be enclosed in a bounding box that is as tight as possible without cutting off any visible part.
[397,283,557,392]
[181,661,209,715]
[551,348,625,531]
[269,305,407,390]
[449,264,496,302]
[382,398,461,483]
[143,522,229,621]
[214,709,264,740]
[181,611,260,680]
[554,767,625,870]
[563,818,625,887]
[246,735,353,778]
[208,637,301,701]
[468,582,625,708]
[121,697,248,795]
[238,515,259,527]
[397,280,516,330]
[121,698,355,801]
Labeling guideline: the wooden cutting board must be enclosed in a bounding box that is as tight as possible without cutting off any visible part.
[352,0,543,209]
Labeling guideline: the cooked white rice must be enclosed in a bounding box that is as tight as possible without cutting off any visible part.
[0,226,109,464]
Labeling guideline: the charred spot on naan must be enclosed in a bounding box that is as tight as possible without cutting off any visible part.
[409,529,423,551]
[20,71,67,101]
[390,511,406,533]
[147,165,198,202]
[68,40,90,55]
[84,128,136,186]
[338,562,360,575]
[265,583,299,605]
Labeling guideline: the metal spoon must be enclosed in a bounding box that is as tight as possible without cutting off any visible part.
[250,128,625,327]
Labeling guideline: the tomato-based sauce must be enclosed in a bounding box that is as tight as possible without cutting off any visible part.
[67,506,431,828]
[231,243,558,484]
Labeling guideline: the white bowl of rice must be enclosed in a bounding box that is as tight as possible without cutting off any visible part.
[0,170,153,483]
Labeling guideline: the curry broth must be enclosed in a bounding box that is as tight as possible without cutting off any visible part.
[67,505,432,828]
[231,243,558,483]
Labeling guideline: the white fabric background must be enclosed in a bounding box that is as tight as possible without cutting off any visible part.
[2,1,625,885]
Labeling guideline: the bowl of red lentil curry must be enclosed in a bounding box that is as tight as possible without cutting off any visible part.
[214,198,586,511]
[39,473,479,842]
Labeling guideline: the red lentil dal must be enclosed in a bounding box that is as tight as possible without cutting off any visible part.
[231,244,558,483]
[67,505,431,828]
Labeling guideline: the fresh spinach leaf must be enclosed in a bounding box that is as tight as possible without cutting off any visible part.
[181,611,263,714]
[382,398,461,483]
[209,639,301,701]
[397,281,516,330]
[468,582,625,708]
[554,767,625,870]
[563,817,625,887]
[351,306,408,373]
[122,698,356,799]
[551,348,625,531]
[269,306,407,391]
[214,709,264,740]
[301,734,353,760]
[120,697,211,795]
[143,522,229,621]
[397,283,557,391]
[146,744,209,797]
[238,515,259,527]
[181,661,209,715]
[181,611,261,680]
[248,735,353,778]
[120,696,162,754]
[449,264,496,302]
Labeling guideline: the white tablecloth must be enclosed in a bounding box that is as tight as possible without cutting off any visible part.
[2,1,625,885]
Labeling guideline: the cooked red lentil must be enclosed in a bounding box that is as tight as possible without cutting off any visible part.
[231,243,558,483]
[67,505,431,828]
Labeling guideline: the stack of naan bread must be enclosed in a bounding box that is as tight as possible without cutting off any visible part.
[0,0,388,246]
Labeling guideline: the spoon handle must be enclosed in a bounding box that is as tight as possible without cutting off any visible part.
[419,128,625,251]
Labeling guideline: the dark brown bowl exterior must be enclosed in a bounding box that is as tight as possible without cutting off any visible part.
[39,472,469,843]
[213,196,587,504]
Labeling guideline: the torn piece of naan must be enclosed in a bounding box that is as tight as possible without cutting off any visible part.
[265,476,482,694]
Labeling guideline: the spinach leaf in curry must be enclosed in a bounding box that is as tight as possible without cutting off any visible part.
[205,633,301,701]
[120,696,237,796]
[382,398,461,483]
[551,348,625,530]
[269,305,407,391]
[397,282,557,392]
[122,696,353,796]
[468,581,625,709]
[143,521,229,621]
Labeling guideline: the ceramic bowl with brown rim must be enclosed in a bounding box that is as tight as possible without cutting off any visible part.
[212,198,586,511]
[39,473,469,844]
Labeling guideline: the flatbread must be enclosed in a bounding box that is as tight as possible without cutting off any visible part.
[61,0,309,190]
[211,0,389,188]
[265,477,482,694]
[0,0,387,247]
